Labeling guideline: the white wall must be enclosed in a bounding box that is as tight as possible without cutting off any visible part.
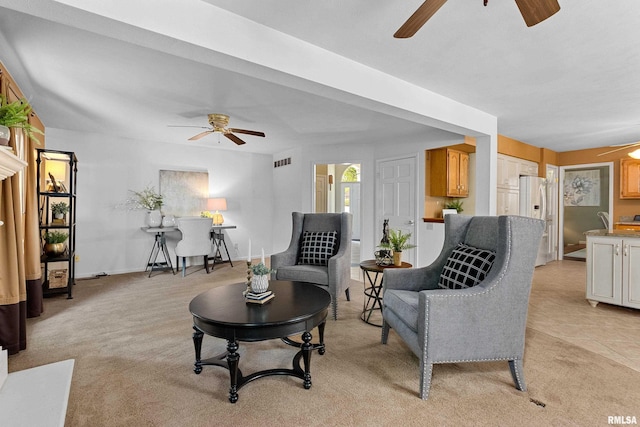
[46,128,274,278]
[46,126,481,277]
[272,131,463,267]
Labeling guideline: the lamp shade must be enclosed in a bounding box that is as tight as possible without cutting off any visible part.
[207,198,227,225]
[207,198,227,211]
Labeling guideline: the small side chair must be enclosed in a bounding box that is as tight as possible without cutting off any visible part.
[175,217,213,277]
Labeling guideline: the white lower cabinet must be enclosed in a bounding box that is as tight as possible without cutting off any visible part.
[496,188,519,215]
[586,235,640,309]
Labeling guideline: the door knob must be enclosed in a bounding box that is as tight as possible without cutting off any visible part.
[407,220,415,225]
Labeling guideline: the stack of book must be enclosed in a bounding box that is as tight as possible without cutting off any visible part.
[245,290,275,305]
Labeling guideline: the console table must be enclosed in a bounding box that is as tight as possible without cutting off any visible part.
[0,359,74,426]
[141,226,178,277]
[210,225,236,267]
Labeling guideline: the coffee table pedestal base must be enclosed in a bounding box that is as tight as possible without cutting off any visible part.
[193,327,321,403]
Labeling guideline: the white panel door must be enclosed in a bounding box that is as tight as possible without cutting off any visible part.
[340,182,361,240]
[377,157,416,265]
[315,175,327,213]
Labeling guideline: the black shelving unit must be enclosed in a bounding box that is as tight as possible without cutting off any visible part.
[36,149,77,299]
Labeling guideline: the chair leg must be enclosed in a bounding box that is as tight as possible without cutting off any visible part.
[331,290,338,320]
[203,256,210,274]
[345,287,350,301]
[181,257,186,277]
[508,359,527,392]
[419,359,433,400]
[381,321,390,344]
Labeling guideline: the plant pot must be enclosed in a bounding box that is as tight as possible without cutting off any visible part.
[0,125,9,146]
[44,242,66,257]
[393,251,403,267]
[251,274,269,294]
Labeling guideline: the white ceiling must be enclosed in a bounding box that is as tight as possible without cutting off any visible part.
[0,0,639,155]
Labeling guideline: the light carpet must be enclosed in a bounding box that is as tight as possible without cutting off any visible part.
[8,263,640,426]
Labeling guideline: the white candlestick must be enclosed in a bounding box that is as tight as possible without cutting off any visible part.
[247,239,252,262]
[261,248,265,265]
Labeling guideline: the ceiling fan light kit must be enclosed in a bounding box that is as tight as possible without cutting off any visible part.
[394,0,561,38]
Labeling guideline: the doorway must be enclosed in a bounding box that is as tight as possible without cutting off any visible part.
[314,163,362,264]
[559,162,613,260]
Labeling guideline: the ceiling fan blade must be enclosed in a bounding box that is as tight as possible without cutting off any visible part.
[228,128,265,137]
[515,0,560,27]
[597,142,640,156]
[168,125,211,129]
[394,0,448,38]
[224,133,246,145]
[188,130,213,141]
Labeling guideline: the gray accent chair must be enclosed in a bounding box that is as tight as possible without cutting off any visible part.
[381,215,545,399]
[271,212,352,320]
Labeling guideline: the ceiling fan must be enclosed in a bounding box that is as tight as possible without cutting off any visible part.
[598,141,640,157]
[394,0,561,38]
[170,113,265,145]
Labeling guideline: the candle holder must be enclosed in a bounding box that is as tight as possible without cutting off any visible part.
[244,260,252,295]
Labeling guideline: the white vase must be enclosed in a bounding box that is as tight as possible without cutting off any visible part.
[251,274,269,294]
[147,210,162,227]
[162,214,175,227]
[0,125,9,146]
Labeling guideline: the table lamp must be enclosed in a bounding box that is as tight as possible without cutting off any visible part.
[207,198,227,225]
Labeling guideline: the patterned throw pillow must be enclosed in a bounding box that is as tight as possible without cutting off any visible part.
[298,231,338,266]
[438,243,496,290]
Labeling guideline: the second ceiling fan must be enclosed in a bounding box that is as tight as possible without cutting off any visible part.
[394,0,561,38]
[178,113,265,145]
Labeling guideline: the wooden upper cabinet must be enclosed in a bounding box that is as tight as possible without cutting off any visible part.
[621,158,640,199]
[429,148,469,197]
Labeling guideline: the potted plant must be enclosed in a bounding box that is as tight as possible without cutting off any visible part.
[444,199,464,213]
[379,229,417,266]
[43,230,68,256]
[51,201,69,223]
[0,94,44,145]
[250,262,275,294]
[129,185,163,227]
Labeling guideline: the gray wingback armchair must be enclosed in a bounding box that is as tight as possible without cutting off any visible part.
[381,215,545,399]
[271,212,352,320]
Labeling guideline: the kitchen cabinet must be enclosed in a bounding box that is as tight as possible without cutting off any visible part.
[586,233,640,309]
[620,158,640,199]
[497,154,538,189]
[429,148,469,197]
[496,188,519,215]
[497,154,521,189]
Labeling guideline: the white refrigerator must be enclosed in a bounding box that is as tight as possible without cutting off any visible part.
[519,176,549,266]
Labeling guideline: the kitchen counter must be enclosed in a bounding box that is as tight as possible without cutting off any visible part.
[585,229,640,238]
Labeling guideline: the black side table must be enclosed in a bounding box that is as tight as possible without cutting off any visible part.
[359,260,412,327]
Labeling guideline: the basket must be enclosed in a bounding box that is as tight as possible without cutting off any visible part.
[48,269,68,288]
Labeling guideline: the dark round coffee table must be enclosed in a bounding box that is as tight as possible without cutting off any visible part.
[189,280,331,403]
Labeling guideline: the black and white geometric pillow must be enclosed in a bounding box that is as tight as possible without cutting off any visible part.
[438,243,496,290]
[298,231,338,266]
